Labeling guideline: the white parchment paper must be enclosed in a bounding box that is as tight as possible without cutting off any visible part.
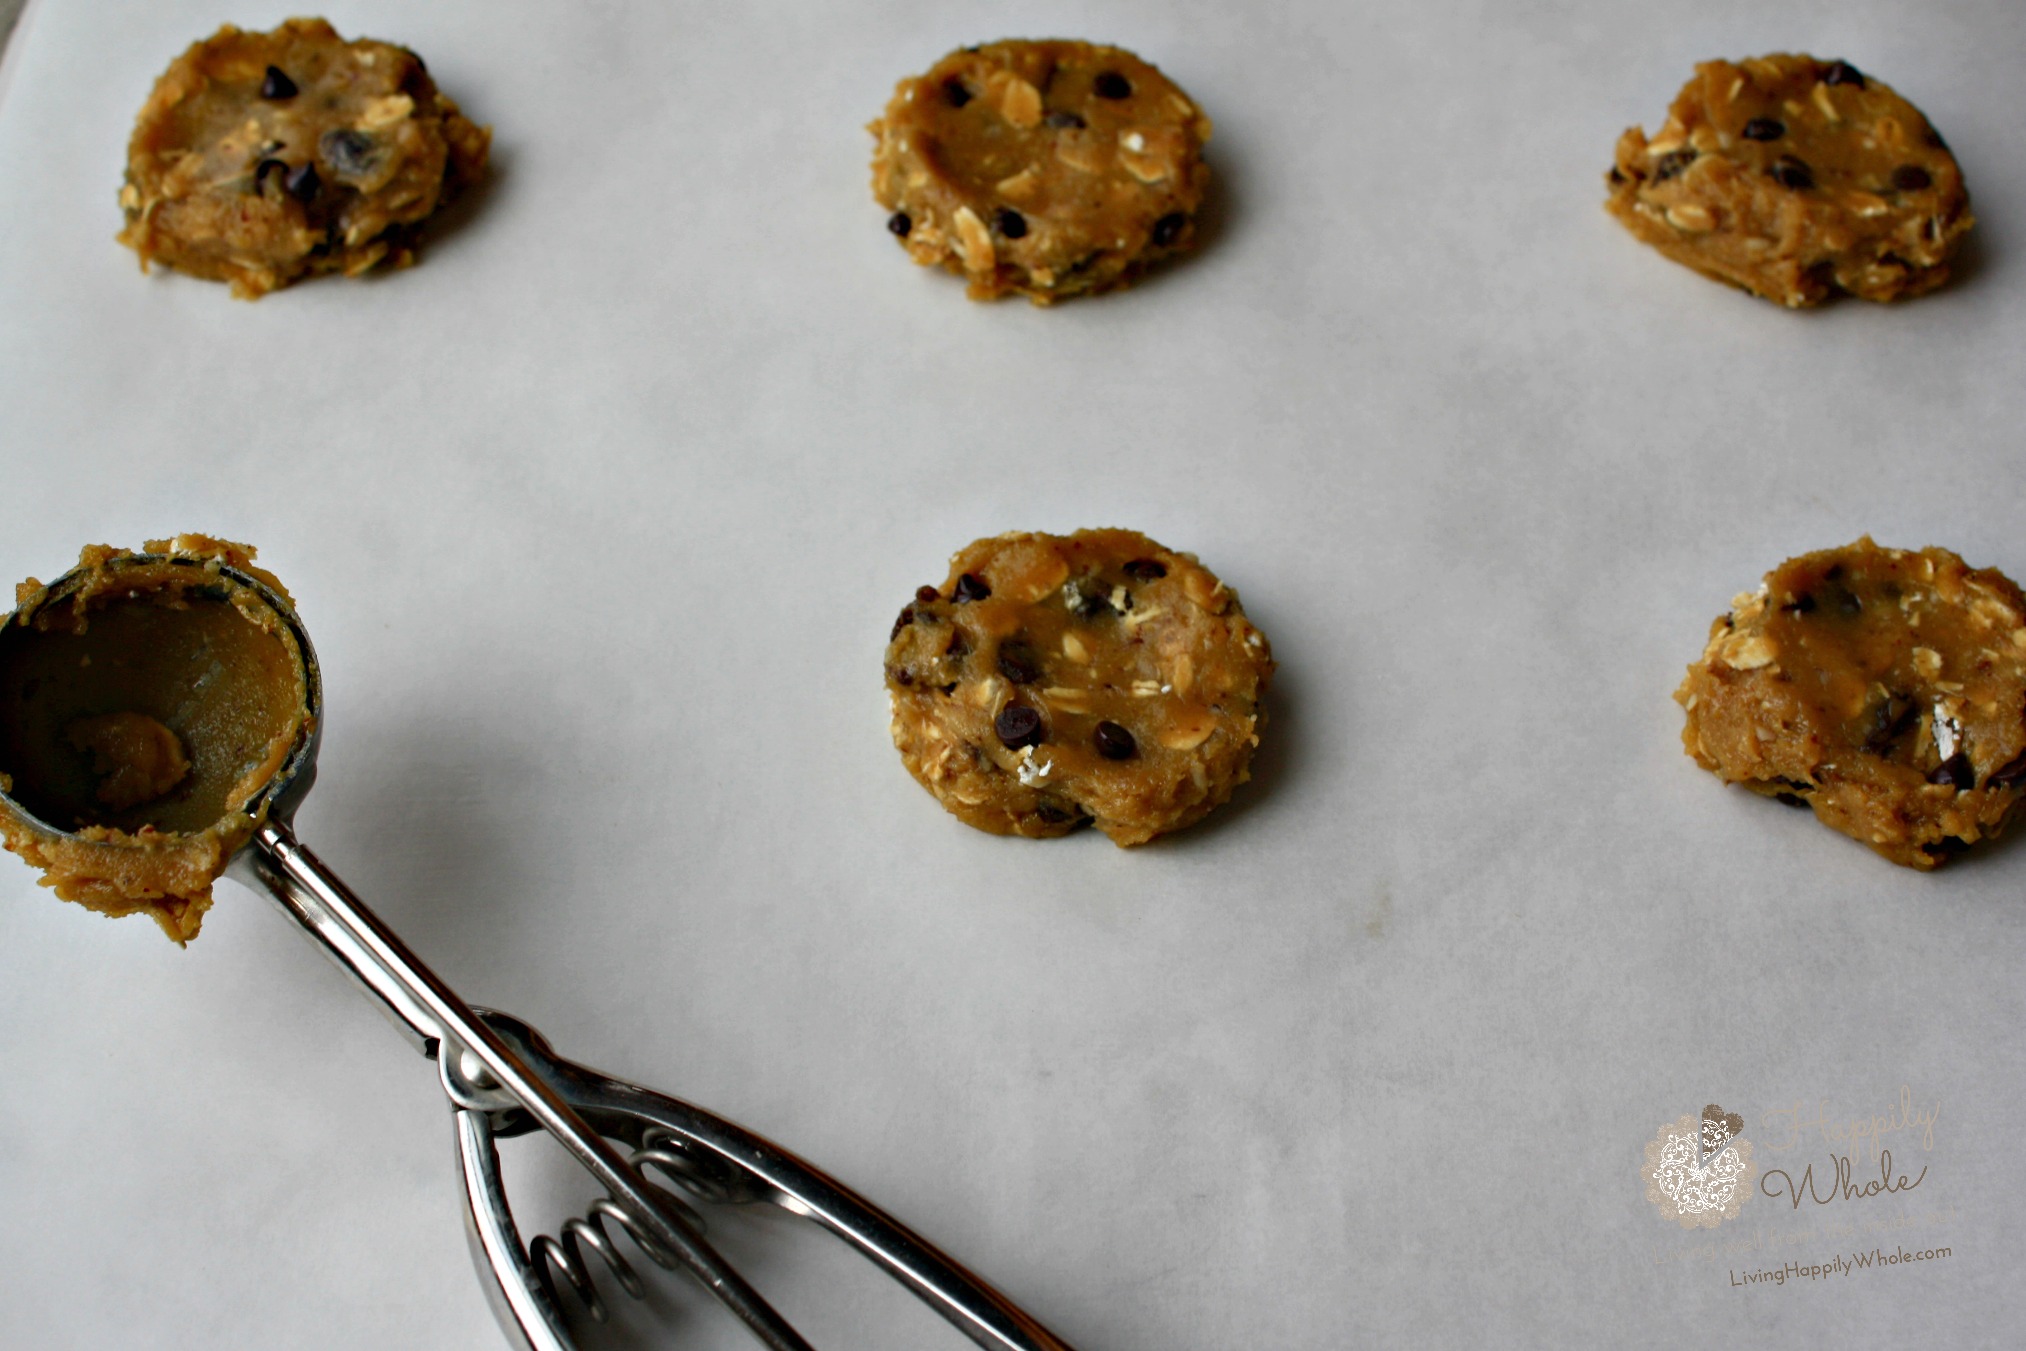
[2,1,2022,1346]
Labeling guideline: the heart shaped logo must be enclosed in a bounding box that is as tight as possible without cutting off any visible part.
[1701,1104,1744,1160]
[1644,1107,1756,1229]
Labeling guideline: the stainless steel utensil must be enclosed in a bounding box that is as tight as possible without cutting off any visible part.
[6,554,1079,1351]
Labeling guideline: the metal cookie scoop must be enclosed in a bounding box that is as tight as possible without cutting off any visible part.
[0,548,1078,1351]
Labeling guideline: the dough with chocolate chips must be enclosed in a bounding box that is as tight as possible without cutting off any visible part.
[885,530,1272,844]
[1607,55,1972,306]
[868,40,1211,303]
[118,18,490,299]
[1676,540,2026,869]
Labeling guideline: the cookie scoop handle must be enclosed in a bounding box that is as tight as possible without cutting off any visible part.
[231,820,1079,1351]
[230,822,815,1351]
[469,1009,1085,1351]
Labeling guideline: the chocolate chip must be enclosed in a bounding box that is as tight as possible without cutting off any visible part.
[1781,593,1817,614]
[1044,109,1086,129]
[1150,212,1187,247]
[1123,559,1167,581]
[944,79,973,108]
[1093,721,1137,760]
[1822,60,1866,89]
[915,584,940,603]
[892,668,914,686]
[283,162,321,203]
[995,207,1028,239]
[997,640,1043,685]
[1741,117,1785,141]
[253,158,288,193]
[995,704,1044,750]
[1989,749,2026,790]
[1892,165,1932,191]
[1861,693,1918,755]
[1929,752,1975,791]
[1034,800,1073,824]
[319,129,380,178]
[890,606,915,640]
[1093,72,1131,99]
[945,629,970,661]
[1608,166,1626,185]
[260,66,298,100]
[1075,587,1116,618]
[1769,156,1815,190]
[954,572,991,603]
[1773,792,1810,809]
[888,211,913,237]
[1653,149,1697,182]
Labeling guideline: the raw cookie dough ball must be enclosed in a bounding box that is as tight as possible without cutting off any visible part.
[1606,55,1972,306]
[118,18,491,299]
[1676,539,2026,869]
[869,40,1212,303]
[885,530,1273,845]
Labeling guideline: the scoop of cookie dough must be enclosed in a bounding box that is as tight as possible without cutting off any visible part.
[886,530,1272,844]
[1607,55,1972,306]
[118,18,491,299]
[0,537,313,940]
[869,40,1212,303]
[1676,539,2026,869]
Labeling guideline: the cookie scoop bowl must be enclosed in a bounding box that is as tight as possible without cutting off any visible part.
[0,542,321,942]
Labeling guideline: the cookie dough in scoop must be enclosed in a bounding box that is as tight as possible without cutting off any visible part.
[0,537,313,941]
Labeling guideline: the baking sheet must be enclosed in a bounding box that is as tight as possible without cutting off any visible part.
[1,1,2022,1346]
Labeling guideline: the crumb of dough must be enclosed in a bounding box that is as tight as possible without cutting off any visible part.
[67,712,191,812]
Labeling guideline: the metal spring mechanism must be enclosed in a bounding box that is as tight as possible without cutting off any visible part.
[531,1127,736,1323]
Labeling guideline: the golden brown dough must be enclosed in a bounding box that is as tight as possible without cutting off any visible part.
[1677,540,2026,868]
[118,18,491,298]
[886,530,1272,844]
[1607,55,1972,306]
[0,537,311,940]
[869,40,1211,302]
[67,713,191,813]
